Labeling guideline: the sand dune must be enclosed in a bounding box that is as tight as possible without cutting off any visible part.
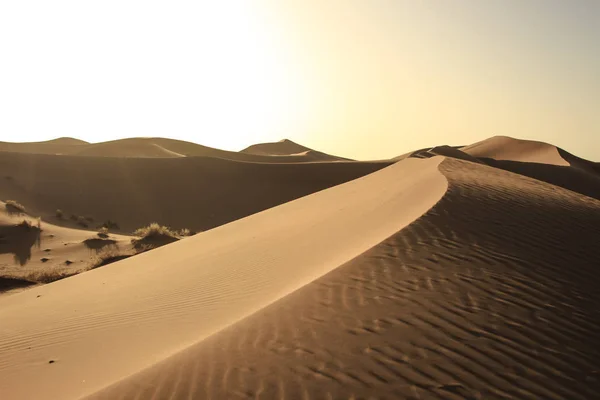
[459,136,600,200]
[241,139,349,161]
[461,135,570,166]
[400,137,600,201]
[0,137,345,163]
[0,156,446,400]
[87,157,600,400]
[0,151,389,233]
[0,137,88,155]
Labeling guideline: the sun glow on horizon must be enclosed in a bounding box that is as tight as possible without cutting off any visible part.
[0,1,598,160]
[0,1,314,152]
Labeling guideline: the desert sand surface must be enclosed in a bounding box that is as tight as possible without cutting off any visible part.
[0,136,599,399]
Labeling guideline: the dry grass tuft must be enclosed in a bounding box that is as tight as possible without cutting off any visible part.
[97,227,109,238]
[24,267,78,284]
[5,200,26,214]
[178,228,197,237]
[132,223,183,250]
[88,246,134,270]
[133,222,178,239]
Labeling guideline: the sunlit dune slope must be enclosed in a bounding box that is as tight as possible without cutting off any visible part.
[0,151,390,233]
[0,156,447,400]
[88,157,600,400]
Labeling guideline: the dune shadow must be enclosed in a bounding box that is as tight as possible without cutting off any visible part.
[482,158,600,200]
[0,277,36,294]
[83,238,118,253]
[133,235,179,252]
[0,222,42,266]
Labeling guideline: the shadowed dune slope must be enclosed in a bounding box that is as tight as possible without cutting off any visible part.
[481,158,600,200]
[241,139,350,161]
[0,151,390,233]
[0,157,446,400]
[87,157,600,400]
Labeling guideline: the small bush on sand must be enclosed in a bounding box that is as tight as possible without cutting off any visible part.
[5,200,26,214]
[55,209,64,219]
[88,246,134,269]
[178,228,192,237]
[97,227,109,238]
[133,223,178,239]
[131,223,183,250]
[24,268,78,284]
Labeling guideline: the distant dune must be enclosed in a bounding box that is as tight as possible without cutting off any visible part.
[241,138,350,161]
[0,137,347,163]
[0,152,389,234]
[0,135,599,399]
[397,136,600,201]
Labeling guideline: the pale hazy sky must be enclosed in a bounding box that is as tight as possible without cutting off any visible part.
[1,1,598,160]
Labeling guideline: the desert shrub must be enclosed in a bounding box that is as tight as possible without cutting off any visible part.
[131,223,181,250]
[24,268,77,284]
[5,200,26,214]
[133,223,178,239]
[178,228,192,237]
[97,227,109,237]
[88,246,133,270]
[55,209,64,219]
